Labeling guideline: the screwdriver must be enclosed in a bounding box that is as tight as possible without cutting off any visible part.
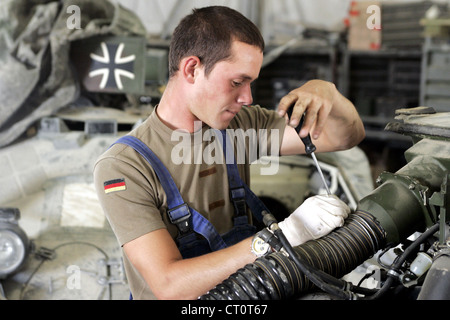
[287,109,331,195]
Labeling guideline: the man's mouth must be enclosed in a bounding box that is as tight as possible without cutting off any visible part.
[226,107,242,116]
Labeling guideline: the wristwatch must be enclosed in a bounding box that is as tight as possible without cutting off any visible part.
[251,233,271,257]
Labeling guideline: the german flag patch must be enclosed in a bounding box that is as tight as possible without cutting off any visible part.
[104,178,127,194]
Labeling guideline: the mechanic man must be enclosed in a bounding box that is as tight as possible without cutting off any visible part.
[94,6,365,300]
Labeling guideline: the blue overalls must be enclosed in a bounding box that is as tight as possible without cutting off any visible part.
[112,130,269,259]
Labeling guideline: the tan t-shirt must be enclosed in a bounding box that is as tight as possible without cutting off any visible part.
[93,105,286,299]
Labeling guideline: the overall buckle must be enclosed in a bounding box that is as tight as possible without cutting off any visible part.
[230,187,247,217]
[168,203,191,234]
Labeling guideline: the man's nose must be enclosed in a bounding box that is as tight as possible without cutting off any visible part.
[237,83,253,106]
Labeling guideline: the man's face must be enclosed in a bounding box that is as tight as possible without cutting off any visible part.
[189,40,264,130]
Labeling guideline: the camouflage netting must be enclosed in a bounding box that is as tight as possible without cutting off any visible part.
[0,0,146,148]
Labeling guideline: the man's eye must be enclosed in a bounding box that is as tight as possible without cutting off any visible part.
[232,81,243,87]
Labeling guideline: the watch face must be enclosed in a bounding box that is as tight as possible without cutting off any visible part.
[252,236,270,257]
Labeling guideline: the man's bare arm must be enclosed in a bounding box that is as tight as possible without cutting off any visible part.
[123,229,256,300]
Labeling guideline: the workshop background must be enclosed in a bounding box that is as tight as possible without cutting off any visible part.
[1,0,450,300]
[118,0,450,179]
[4,0,450,181]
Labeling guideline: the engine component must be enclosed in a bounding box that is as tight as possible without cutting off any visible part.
[200,210,386,300]
[418,250,450,300]
[200,107,450,300]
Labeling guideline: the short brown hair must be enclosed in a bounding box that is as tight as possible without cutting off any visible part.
[169,6,265,78]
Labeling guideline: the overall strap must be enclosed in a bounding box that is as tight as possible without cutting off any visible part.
[112,135,227,251]
[219,130,269,222]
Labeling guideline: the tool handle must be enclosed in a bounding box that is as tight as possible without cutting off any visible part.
[287,109,316,155]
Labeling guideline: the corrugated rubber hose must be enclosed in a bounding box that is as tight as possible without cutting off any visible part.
[199,210,387,300]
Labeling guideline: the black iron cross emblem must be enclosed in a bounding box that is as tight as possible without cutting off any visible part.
[89,42,135,90]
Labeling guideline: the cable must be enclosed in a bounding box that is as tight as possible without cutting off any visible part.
[19,241,110,300]
[274,226,354,300]
[360,222,440,300]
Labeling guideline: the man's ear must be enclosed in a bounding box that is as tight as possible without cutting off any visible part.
[180,56,201,84]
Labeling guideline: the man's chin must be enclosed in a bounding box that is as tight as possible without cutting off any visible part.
[207,119,232,131]
[216,121,232,130]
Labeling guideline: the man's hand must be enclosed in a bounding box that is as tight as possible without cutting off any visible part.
[277,80,336,140]
[278,80,365,155]
[278,195,350,247]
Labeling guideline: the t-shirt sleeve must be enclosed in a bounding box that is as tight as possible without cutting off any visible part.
[93,155,167,246]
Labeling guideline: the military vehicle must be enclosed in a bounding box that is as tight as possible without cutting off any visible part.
[201,106,450,300]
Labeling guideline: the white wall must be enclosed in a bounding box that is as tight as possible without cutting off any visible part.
[115,0,259,38]
[114,0,353,43]
[115,0,450,44]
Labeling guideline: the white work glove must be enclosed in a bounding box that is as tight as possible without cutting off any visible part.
[278,195,350,247]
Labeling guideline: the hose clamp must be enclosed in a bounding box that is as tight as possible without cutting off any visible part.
[387,269,401,280]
